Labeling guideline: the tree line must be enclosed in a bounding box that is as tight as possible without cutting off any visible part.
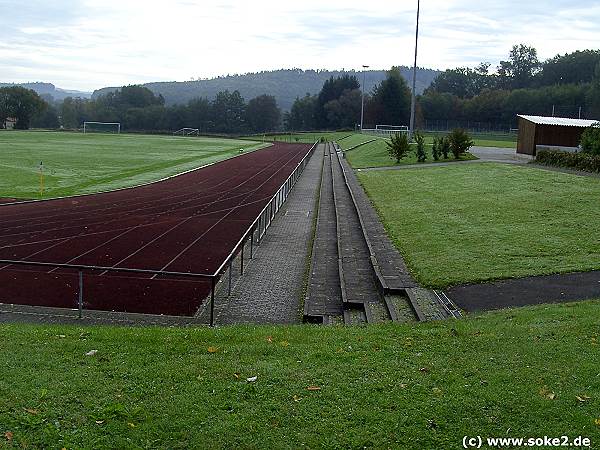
[420,46,600,125]
[1,85,281,134]
[285,67,412,130]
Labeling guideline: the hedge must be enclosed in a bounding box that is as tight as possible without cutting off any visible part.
[536,149,600,173]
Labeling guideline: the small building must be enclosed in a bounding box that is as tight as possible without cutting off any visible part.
[516,115,598,157]
[2,117,17,129]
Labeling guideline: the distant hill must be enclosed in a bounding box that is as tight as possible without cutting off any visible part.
[0,82,91,102]
[92,68,440,111]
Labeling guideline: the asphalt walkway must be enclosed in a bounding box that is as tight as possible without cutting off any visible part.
[206,144,324,325]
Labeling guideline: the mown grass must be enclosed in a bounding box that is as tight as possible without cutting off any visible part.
[247,131,352,144]
[0,131,266,199]
[345,138,477,169]
[358,163,600,287]
[1,301,600,448]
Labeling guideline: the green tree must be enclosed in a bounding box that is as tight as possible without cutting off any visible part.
[286,94,317,130]
[0,86,47,129]
[414,131,427,162]
[580,123,600,155]
[431,136,441,161]
[211,90,246,133]
[538,50,600,86]
[498,44,540,89]
[588,62,600,119]
[369,67,412,126]
[246,95,281,133]
[448,129,474,159]
[316,75,360,128]
[386,132,411,163]
[323,89,362,129]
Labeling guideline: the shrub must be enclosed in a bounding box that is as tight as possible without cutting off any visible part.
[448,128,474,159]
[386,132,411,163]
[439,136,451,159]
[580,122,600,155]
[537,149,600,173]
[414,131,427,163]
[432,136,441,161]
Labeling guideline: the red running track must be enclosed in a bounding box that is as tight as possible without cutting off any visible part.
[0,142,312,316]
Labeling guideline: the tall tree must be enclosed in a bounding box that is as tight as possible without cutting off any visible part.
[246,94,281,133]
[316,75,360,128]
[0,86,47,129]
[211,90,246,133]
[498,44,540,89]
[286,94,317,130]
[369,67,412,126]
[588,62,600,119]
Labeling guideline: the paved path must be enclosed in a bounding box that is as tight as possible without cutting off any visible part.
[447,270,600,312]
[206,145,324,325]
[304,145,344,321]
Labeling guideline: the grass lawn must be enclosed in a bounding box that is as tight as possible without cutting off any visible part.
[358,163,600,287]
[247,131,352,144]
[0,131,266,199]
[344,137,477,169]
[1,301,600,448]
[424,132,517,149]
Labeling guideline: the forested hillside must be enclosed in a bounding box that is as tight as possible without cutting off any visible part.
[92,68,440,111]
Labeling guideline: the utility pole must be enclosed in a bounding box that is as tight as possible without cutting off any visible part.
[409,0,420,140]
[360,65,370,132]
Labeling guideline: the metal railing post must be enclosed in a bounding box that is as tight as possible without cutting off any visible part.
[250,229,254,259]
[240,244,244,275]
[78,270,83,319]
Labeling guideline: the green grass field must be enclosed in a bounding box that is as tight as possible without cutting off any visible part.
[358,163,600,287]
[1,301,599,448]
[0,131,266,199]
[247,131,353,144]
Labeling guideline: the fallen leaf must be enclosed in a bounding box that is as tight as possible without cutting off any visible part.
[128,422,135,428]
[24,408,38,415]
[540,386,556,400]
[57,335,66,338]
[247,376,257,383]
[233,373,240,379]
[85,350,98,356]
[399,383,407,389]
[595,418,600,426]
[280,341,289,347]
[419,367,430,373]
[266,336,273,343]
[4,431,13,441]
[95,420,104,425]
[292,395,301,402]
[306,386,321,391]
[432,387,443,395]
[576,395,591,403]
[207,346,219,353]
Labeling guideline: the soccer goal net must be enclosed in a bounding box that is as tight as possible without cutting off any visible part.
[83,122,121,134]
[362,125,408,137]
[173,128,200,137]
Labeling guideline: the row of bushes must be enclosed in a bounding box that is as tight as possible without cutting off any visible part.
[386,129,474,164]
[536,149,600,173]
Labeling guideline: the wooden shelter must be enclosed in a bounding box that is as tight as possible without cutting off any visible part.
[516,115,598,156]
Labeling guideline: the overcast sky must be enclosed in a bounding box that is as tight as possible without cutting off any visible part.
[1,0,599,92]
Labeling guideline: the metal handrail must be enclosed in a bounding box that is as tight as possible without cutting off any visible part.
[0,141,319,326]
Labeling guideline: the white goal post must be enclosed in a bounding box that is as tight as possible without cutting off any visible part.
[83,122,121,134]
[173,128,200,136]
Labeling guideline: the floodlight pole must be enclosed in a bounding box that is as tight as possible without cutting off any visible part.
[409,0,421,140]
[360,65,369,132]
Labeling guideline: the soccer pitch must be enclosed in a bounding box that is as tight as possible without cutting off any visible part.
[0,131,267,199]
